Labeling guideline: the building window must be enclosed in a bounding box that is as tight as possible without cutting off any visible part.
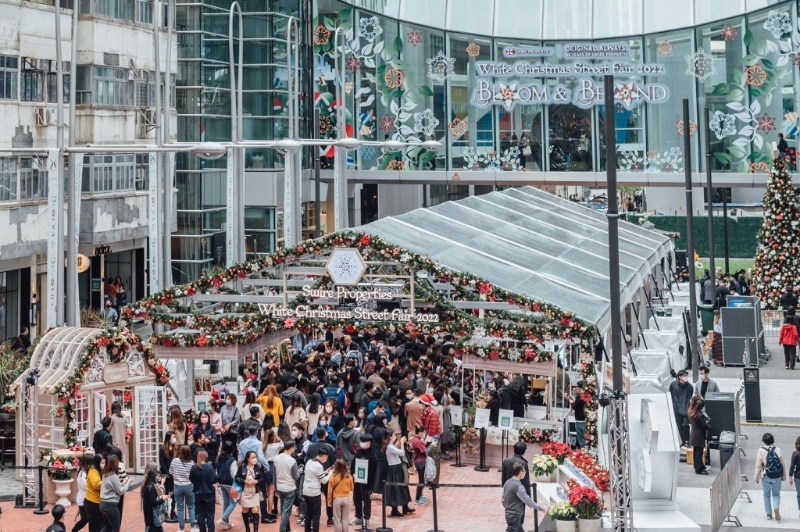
[20,69,44,102]
[135,154,148,191]
[47,73,71,103]
[93,0,132,21]
[136,0,153,24]
[0,56,17,100]
[0,270,20,344]
[18,157,47,200]
[91,154,138,193]
[93,67,132,107]
[0,158,17,202]
[244,207,276,258]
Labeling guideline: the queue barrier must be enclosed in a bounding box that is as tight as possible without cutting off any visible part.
[378,480,542,532]
[761,310,782,337]
[709,446,748,532]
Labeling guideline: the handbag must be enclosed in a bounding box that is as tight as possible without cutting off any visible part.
[230,478,243,500]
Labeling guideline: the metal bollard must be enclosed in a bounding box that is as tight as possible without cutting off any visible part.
[427,483,444,532]
[375,480,392,532]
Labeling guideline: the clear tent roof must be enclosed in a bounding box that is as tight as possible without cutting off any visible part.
[354,187,673,334]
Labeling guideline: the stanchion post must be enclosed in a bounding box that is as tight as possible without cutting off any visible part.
[375,481,392,532]
[427,483,444,532]
[474,428,489,472]
[358,482,372,532]
[34,465,48,514]
[450,427,466,468]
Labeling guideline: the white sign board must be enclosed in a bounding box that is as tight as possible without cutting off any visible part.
[498,409,514,430]
[474,408,491,429]
[354,458,369,485]
[450,405,463,427]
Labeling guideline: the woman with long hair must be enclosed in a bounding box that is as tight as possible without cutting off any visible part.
[72,454,93,532]
[113,276,127,307]
[688,395,710,475]
[108,402,128,466]
[235,450,264,532]
[190,450,218,532]
[99,454,131,532]
[158,431,178,522]
[306,393,322,436]
[167,405,188,447]
[323,398,344,435]
[327,459,354,532]
[263,430,284,520]
[243,390,265,422]
[259,384,283,423]
[169,445,196,532]
[84,454,104,532]
[142,461,170,532]
[215,439,239,530]
[283,395,308,433]
[193,410,220,463]
[383,431,414,517]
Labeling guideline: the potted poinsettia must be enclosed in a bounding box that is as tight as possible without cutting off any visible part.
[542,441,571,464]
[549,500,578,532]
[531,454,559,482]
[568,484,602,532]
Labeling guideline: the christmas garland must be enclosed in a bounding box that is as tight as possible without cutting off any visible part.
[49,327,171,446]
[124,232,596,368]
[518,426,559,444]
[578,360,599,451]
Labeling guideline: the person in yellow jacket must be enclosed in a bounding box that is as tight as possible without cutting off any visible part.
[258,385,284,423]
[327,459,355,532]
[84,454,105,532]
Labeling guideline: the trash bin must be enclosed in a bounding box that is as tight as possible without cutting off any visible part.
[719,443,735,470]
[699,304,715,335]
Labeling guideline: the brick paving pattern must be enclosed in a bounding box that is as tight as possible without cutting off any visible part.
[0,461,537,532]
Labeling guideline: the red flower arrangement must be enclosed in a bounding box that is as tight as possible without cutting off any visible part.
[542,441,571,464]
[570,449,610,492]
[568,484,601,519]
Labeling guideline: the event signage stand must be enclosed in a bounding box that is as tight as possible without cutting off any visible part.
[473,408,491,472]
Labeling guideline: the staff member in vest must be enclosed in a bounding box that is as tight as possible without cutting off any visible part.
[502,464,548,532]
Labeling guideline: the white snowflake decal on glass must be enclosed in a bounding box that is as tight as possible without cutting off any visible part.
[413,109,440,137]
[763,10,791,39]
[494,83,519,111]
[614,82,639,109]
[426,51,455,84]
[358,16,383,42]
[709,111,736,140]
[685,48,717,82]
[620,148,684,173]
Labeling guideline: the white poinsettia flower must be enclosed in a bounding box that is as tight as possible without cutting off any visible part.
[494,83,519,111]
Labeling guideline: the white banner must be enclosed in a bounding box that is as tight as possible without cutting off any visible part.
[72,154,84,321]
[498,409,514,430]
[226,148,235,266]
[354,458,369,485]
[46,149,60,329]
[473,408,491,429]
[148,153,160,294]
[283,156,294,246]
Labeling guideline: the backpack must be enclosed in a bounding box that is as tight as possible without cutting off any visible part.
[424,456,437,483]
[763,447,784,479]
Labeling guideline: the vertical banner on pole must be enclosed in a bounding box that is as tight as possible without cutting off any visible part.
[46,149,60,329]
[226,148,235,266]
[72,154,84,321]
[148,153,160,294]
[239,149,246,261]
[333,151,345,231]
[284,153,294,247]
[164,151,176,288]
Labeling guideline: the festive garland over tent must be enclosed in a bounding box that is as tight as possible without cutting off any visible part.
[124,232,596,364]
[578,360,599,450]
[49,328,170,446]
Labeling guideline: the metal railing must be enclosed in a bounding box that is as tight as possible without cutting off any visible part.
[710,446,748,532]
[761,310,783,337]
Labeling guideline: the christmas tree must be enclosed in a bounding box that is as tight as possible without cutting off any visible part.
[752,157,800,309]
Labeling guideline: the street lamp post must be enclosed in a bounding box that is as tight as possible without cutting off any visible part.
[52,0,66,328]
[66,2,80,327]
[333,28,348,231]
[704,107,716,295]
[229,2,244,266]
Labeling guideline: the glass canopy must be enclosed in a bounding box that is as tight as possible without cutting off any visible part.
[355,187,673,334]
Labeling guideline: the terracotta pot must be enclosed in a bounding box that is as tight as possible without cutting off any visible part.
[556,520,577,532]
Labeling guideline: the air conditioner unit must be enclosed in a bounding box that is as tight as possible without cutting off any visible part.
[46,108,57,125]
[34,107,47,127]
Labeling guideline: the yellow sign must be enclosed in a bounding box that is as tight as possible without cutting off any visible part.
[66,254,91,273]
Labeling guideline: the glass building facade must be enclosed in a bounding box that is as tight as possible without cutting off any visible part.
[173,0,800,280]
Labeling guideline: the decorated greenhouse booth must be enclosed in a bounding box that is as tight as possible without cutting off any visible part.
[14,327,170,505]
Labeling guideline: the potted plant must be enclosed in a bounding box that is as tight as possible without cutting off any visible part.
[549,500,578,532]
[568,485,602,532]
[531,454,559,482]
[542,441,571,464]
[47,454,79,507]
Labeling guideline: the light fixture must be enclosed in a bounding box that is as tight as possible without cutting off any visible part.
[191,142,227,160]
[420,140,443,151]
[382,140,405,151]
[272,139,303,153]
[336,137,362,151]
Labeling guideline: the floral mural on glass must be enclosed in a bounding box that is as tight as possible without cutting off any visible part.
[685,48,717,82]
[620,148,684,173]
[426,51,456,83]
[657,40,673,55]
[413,109,439,137]
[462,147,522,171]
[449,118,467,139]
[721,25,738,41]
[406,28,422,46]
[676,120,696,137]
[495,83,520,110]
[358,16,383,42]
[710,26,795,171]
[466,43,481,58]
[709,111,736,139]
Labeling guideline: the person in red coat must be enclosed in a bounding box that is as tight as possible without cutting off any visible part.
[419,395,441,440]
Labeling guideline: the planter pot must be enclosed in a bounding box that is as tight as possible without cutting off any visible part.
[578,518,602,532]
[556,520,577,532]
[534,471,556,483]
[53,479,73,507]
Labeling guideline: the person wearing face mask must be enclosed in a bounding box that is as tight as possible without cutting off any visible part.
[306,427,336,527]
[336,414,359,468]
[312,411,338,445]
[404,389,424,438]
[350,433,377,528]
[669,370,693,447]
[159,431,179,522]
[355,408,367,431]
[321,376,348,414]
[220,395,241,449]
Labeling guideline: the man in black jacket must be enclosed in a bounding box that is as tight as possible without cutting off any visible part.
[669,370,693,446]
[351,433,377,529]
[781,288,799,311]
[92,417,113,455]
[307,427,336,526]
[237,406,262,442]
[336,414,359,467]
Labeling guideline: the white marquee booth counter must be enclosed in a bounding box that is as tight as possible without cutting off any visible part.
[13,327,169,506]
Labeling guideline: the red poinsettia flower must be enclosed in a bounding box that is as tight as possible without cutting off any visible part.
[359,235,371,246]
[197,336,207,347]
[478,282,492,295]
